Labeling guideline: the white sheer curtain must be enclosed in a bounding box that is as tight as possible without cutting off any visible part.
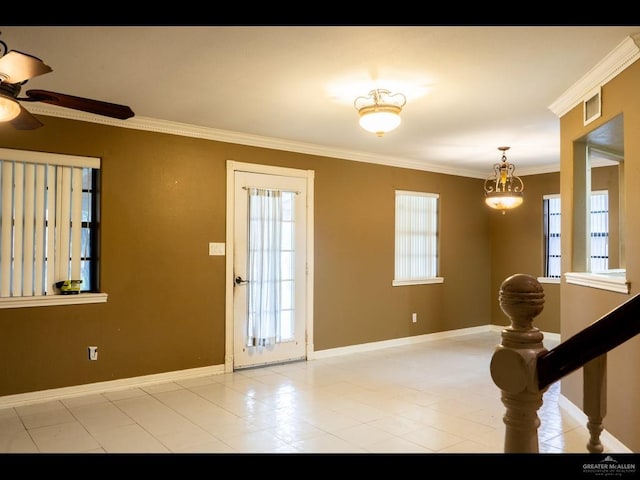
[246,187,282,347]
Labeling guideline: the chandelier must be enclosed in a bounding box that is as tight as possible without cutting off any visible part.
[354,89,406,137]
[484,146,524,214]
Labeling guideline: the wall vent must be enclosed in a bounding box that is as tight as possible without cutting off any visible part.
[583,87,601,126]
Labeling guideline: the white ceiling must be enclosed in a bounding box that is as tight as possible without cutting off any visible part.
[1,25,639,177]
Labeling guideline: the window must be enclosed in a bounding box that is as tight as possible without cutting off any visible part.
[0,148,105,308]
[543,190,609,278]
[393,190,442,286]
[543,194,561,278]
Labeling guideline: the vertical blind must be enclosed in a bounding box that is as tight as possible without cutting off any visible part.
[590,191,609,272]
[394,190,438,282]
[0,152,98,297]
[543,194,562,278]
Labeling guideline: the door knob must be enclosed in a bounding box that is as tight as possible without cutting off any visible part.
[235,276,249,285]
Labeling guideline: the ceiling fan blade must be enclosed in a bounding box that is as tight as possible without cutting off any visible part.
[25,89,135,120]
[0,50,52,84]
[10,104,44,130]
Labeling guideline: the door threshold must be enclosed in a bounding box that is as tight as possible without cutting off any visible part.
[234,357,307,371]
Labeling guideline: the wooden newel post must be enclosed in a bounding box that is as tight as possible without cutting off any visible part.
[490,273,547,453]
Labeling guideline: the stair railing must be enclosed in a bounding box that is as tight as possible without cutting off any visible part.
[490,273,640,453]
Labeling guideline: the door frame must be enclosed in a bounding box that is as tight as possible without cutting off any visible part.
[225,160,315,373]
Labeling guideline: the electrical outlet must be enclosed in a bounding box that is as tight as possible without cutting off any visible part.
[88,346,98,360]
[412,313,417,323]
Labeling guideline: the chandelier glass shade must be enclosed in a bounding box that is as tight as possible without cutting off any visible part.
[484,146,524,214]
[354,89,406,137]
[0,94,20,121]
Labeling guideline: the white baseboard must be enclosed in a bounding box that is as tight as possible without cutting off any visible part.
[0,364,224,409]
[311,324,496,359]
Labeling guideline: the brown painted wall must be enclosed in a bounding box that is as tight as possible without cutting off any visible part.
[0,115,497,397]
[560,58,640,452]
[314,158,493,348]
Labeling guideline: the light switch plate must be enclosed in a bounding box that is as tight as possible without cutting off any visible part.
[209,242,226,256]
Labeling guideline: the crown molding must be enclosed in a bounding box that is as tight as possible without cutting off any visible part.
[25,103,491,179]
[516,163,564,177]
[549,33,640,118]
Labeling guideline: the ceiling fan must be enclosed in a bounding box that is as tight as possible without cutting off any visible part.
[0,37,134,130]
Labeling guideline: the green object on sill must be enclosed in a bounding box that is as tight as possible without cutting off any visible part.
[55,279,82,295]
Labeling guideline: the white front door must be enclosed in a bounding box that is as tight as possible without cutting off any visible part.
[227,162,313,370]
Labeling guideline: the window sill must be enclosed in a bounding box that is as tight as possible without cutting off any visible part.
[564,271,629,294]
[392,277,444,287]
[0,293,108,309]
[537,277,561,284]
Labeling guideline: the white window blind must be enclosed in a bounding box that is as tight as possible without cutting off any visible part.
[543,194,562,278]
[542,190,609,278]
[393,190,441,286]
[0,149,99,298]
[590,191,609,272]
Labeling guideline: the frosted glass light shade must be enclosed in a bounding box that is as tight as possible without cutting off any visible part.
[485,192,524,210]
[354,89,405,137]
[0,95,20,121]
[358,108,401,137]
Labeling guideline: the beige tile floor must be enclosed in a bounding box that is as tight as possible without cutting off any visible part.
[0,330,631,456]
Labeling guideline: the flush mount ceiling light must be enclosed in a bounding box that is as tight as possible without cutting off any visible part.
[354,88,406,137]
[484,146,524,214]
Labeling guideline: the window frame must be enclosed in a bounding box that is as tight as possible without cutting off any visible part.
[392,189,443,287]
[0,148,107,309]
